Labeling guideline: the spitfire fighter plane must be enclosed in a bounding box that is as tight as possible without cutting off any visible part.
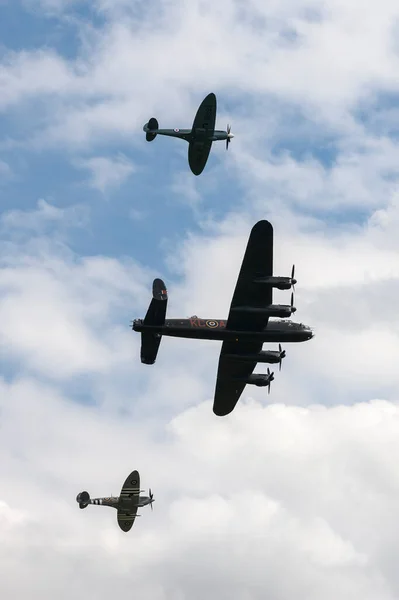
[132,220,314,417]
[76,470,153,532]
[143,92,233,175]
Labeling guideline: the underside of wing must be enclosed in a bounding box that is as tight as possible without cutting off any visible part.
[117,469,140,532]
[213,221,274,416]
[226,220,274,332]
[192,92,217,131]
[188,141,212,175]
[117,508,137,532]
[120,470,140,497]
[213,341,262,416]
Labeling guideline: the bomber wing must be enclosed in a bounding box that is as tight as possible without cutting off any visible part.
[117,470,140,532]
[213,220,274,416]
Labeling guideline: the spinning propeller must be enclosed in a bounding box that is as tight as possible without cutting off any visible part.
[149,488,154,511]
[267,368,274,394]
[290,292,296,314]
[291,264,296,291]
[278,343,286,371]
[226,124,234,150]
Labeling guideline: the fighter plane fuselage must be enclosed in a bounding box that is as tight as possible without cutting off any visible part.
[153,128,230,142]
[89,495,153,509]
[133,317,313,343]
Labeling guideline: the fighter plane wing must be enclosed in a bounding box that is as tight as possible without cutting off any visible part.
[192,92,217,132]
[188,141,212,175]
[213,220,274,416]
[117,470,140,532]
[188,92,217,175]
[117,508,137,532]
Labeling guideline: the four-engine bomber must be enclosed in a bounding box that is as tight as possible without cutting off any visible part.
[132,220,314,416]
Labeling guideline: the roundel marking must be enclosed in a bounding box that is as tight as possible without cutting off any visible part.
[174,128,180,132]
[206,320,218,328]
[131,479,137,485]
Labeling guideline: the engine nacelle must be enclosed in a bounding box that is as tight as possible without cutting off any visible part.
[232,304,296,318]
[253,271,296,290]
[246,374,273,387]
[225,350,282,364]
[76,491,90,509]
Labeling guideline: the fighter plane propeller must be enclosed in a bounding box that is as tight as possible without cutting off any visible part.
[143,92,233,175]
[226,124,233,150]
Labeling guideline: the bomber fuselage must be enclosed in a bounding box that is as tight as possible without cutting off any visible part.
[133,316,313,343]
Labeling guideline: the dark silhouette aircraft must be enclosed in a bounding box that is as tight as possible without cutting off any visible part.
[143,92,233,175]
[132,220,314,416]
[76,470,154,532]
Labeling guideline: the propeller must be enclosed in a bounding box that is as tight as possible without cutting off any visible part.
[149,488,154,511]
[278,343,286,371]
[291,264,296,290]
[226,124,234,150]
[267,367,274,394]
[290,291,296,314]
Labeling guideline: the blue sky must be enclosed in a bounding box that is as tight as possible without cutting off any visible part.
[2,1,399,599]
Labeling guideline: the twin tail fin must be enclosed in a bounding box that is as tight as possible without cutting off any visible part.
[141,278,168,364]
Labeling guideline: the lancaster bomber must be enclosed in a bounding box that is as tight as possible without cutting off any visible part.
[76,470,153,532]
[132,220,314,417]
[143,92,233,175]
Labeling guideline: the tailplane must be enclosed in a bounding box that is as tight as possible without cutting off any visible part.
[76,491,90,509]
[141,278,168,364]
[143,117,159,141]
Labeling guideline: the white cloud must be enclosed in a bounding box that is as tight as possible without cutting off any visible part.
[0,0,398,151]
[1,377,399,599]
[1,199,88,232]
[0,501,28,531]
[2,2,399,598]
[0,48,77,111]
[0,225,149,378]
[75,154,136,192]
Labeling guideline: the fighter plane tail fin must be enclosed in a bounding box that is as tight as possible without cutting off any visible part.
[140,278,168,364]
[144,117,159,141]
[76,491,90,509]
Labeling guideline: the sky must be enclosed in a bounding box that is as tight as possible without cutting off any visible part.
[1,0,399,598]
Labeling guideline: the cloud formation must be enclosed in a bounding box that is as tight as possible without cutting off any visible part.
[75,154,136,192]
[1,1,399,599]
